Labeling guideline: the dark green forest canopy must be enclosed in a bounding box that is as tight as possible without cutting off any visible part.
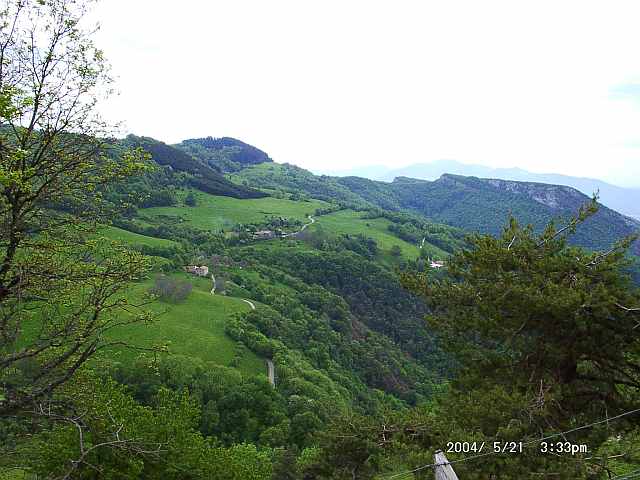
[121,135,267,199]
[176,136,273,173]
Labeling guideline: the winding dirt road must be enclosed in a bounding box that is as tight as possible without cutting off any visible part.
[241,299,256,310]
[298,215,315,233]
[266,359,275,387]
[282,215,315,238]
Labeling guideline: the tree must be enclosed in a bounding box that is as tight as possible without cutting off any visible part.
[389,245,402,258]
[185,191,197,206]
[0,0,150,413]
[150,275,193,303]
[402,200,640,456]
[309,413,385,480]
[10,373,274,479]
[214,276,226,295]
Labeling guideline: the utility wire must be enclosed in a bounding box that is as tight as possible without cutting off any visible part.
[385,407,640,479]
[612,468,640,480]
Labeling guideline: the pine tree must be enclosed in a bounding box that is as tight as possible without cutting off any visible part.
[402,198,640,446]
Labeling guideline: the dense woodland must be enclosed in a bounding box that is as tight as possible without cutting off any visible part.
[1,1,640,479]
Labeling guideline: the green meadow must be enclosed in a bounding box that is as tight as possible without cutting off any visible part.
[98,226,177,248]
[309,209,449,259]
[141,190,328,231]
[100,272,265,378]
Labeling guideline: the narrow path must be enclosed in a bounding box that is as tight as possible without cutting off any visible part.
[266,359,275,387]
[298,215,315,233]
[210,273,216,295]
[242,299,256,310]
[283,215,315,238]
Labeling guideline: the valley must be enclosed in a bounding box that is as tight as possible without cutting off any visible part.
[3,4,640,477]
[3,131,640,479]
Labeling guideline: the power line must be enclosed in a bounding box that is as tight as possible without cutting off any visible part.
[385,407,640,479]
[612,468,640,480]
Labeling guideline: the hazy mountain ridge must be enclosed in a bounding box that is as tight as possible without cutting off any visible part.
[410,174,640,254]
[320,160,640,218]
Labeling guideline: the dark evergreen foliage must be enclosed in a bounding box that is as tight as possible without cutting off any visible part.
[176,136,273,173]
[125,135,267,198]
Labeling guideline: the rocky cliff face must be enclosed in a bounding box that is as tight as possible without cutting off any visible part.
[384,174,640,255]
[484,177,640,228]
[485,178,584,210]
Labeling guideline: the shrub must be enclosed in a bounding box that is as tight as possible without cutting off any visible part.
[149,275,193,302]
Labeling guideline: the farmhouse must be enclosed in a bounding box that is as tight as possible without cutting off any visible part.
[185,265,209,276]
[253,230,276,240]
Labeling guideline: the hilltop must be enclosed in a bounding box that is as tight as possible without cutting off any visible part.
[121,135,266,199]
[175,136,273,173]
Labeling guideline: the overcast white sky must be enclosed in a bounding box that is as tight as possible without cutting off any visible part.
[93,0,640,186]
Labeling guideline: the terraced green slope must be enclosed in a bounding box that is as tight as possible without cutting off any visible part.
[140,189,328,231]
[101,273,264,377]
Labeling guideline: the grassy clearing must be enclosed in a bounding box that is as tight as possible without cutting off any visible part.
[141,189,329,232]
[98,226,176,248]
[100,272,264,377]
[311,210,449,259]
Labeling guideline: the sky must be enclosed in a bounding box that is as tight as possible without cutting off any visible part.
[92,0,640,187]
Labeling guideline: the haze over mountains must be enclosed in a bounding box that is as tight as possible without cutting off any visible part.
[318,160,640,220]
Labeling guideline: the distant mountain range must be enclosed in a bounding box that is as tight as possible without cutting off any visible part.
[318,160,640,219]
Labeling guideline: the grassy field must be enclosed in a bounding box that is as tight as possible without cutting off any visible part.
[310,209,449,259]
[98,226,177,248]
[141,189,329,232]
[100,272,264,378]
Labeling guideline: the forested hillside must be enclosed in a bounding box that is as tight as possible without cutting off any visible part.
[387,174,640,255]
[231,162,639,255]
[2,3,639,477]
[121,135,266,199]
[330,159,640,219]
[176,137,273,173]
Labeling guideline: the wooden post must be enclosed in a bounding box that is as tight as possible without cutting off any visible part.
[434,450,459,480]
